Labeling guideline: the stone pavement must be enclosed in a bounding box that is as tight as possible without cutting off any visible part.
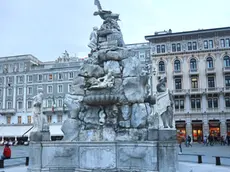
[1,162,230,172]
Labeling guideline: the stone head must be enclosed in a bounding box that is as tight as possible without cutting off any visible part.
[93,26,98,31]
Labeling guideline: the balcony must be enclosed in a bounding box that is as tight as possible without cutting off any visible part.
[43,107,65,113]
[189,69,199,76]
[205,67,216,75]
[223,87,230,93]
[205,87,223,94]
[190,108,202,113]
[173,70,183,76]
[189,88,205,94]
[174,109,186,114]
[206,108,219,113]
[222,67,230,74]
[0,109,16,115]
[172,89,187,95]
[224,107,230,112]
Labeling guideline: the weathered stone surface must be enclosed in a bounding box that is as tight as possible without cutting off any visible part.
[79,129,101,141]
[104,61,121,76]
[129,129,148,141]
[122,56,142,77]
[72,76,85,95]
[102,127,116,141]
[120,105,131,120]
[29,131,42,141]
[119,121,130,128]
[158,129,177,141]
[82,107,100,126]
[122,77,146,103]
[147,129,158,141]
[61,118,81,141]
[79,64,104,78]
[131,103,148,128]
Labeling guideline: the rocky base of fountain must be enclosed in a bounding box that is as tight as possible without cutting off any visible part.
[27,129,178,172]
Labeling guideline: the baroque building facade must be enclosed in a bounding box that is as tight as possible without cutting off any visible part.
[0,45,150,141]
[146,27,230,141]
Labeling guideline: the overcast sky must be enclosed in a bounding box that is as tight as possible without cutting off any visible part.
[1,0,230,61]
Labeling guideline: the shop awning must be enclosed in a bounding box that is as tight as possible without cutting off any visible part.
[49,125,63,136]
[0,125,33,138]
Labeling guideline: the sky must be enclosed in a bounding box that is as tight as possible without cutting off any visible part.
[1,0,230,61]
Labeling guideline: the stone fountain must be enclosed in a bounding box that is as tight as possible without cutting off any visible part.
[27,1,178,172]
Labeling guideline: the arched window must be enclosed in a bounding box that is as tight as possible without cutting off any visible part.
[158,61,165,72]
[206,57,213,69]
[190,58,197,71]
[174,60,181,71]
[224,56,230,67]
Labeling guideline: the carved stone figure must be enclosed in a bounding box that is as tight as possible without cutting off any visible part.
[98,108,106,125]
[32,88,48,131]
[3,65,8,74]
[88,27,98,52]
[156,76,174,128]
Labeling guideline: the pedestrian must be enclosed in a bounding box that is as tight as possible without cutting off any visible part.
[178,135,183,154]
[203,136,207,146]
[220,136,225,146]
[188,135,192,147]
[0,142,11,160]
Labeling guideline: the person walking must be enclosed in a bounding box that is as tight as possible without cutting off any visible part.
[0,143,11,160]
[187,135,192,147]
[178,135,183,154]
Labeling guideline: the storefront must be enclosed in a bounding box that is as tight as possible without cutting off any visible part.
[227,120,230,136]
[209,120,220,137]
[192,120,203,142]
[176,120,186,141]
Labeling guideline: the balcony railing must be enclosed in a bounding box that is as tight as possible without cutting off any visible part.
[206,108,219,113]
[172,89,187,95]
[205,67,215,75]
[174,109,185,114]
[43,107,65,112]
[189,68,199,75]
[0,109,16,114]
[205,87,223,93]
[173,70,182,76]
[190,108,202,113]
[189,88,205,94]
[225,107,230,112]
[222,67,230,73]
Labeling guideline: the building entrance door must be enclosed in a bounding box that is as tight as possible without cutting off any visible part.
[192,120,203,142]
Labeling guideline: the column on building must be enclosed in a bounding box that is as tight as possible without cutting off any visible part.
[220,112,227,136]
[202,112,209,137]
[13,75,16,109]
[3,76,6,109]
[23,75,27,112]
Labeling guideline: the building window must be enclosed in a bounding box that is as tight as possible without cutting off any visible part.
[193,42,197,50]
[47,85,53,94]
[225,97,230,107]
[58,99,63,107]
[224,56,230,67]
[206,57,214,68]
[38,74,42,81]
[17,101,23,110]
[17,116,22,124]
[69,72,74,79]
[68,84,72,93]
[17,76,23,83]
[209,40,213,49]
[175,78,182,89]
[177,43,181,51]
[172,44,176,52]
[157,45,161,53]
[49,74,53,81]
[7,88,12,96]
[57,85,63,93]
[139,52,145,61]
[0,102,2,109]
[7,101,12,109]
[226,38,230,47]
[190,58,197,71]
[0,89,2,96]
[191,99,201,109]
[57,115,62,123]
[175,99,184,110]
[208,98,218,108]
[174,60,181,71]
[225,76,230,87]
[188,42,192,50]
[27,116,31,124]
[27,101,32,109]
[204,40,208,49]
[161,45,165,53]
[28,75,33,82]
[158,61,165,72]
[47,116,52,123]
[7,77,13,83]
[191,77,198,88]
[208,76,215,88]
[47,99,52,108]
[18,87,23,95]
[221,39,225,47]
[27,87,33,95]
[58,73,63,80]
[6,116,11,124]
